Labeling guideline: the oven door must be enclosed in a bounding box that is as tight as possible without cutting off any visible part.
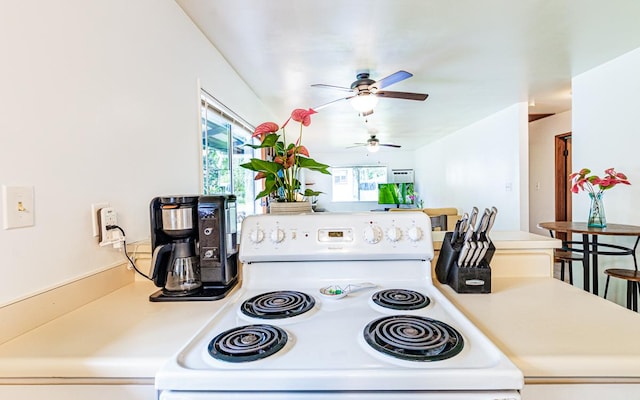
[159,390,521,400]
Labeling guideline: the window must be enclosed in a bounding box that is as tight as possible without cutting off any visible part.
[331,166,387,202]
[201,90,259,224]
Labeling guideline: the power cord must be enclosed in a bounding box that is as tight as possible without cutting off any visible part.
[106,225,153,281]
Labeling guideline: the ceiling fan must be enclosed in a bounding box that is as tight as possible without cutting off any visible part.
[348,134,401,153]
[312,70,429,116]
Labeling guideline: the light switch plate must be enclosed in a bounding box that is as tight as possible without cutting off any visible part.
[2,185,35,229]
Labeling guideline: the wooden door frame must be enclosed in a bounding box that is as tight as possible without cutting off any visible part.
[554,133,572,240]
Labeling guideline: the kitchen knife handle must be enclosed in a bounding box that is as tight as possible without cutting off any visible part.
[469,207,479,230]
[459,213,469,233]
[457,242,470,266]
[463,241,477,266]
[475,241,489,267]
[485,207,498,237]
[476,209,490,240]
[463,225,475,243]
[451,220,461,244]
[469,241,484,266]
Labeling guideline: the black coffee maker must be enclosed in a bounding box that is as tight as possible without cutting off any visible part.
[149,195,238,302]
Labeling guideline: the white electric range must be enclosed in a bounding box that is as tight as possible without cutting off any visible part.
[155,212,523,400]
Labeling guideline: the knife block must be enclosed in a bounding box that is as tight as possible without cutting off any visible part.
[435,231,495,294]
[435,232,462,284]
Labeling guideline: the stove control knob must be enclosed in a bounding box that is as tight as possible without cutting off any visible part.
[407,226,423,242]
[363,225,383,244]
[249,228,265,243]
[270,228,285,243]
[386,227,402,242]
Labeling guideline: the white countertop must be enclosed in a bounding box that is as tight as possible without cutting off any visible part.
[0,281,230,380]
[2,277,639,382]
[431,230,561,250]
[437,278,640,381]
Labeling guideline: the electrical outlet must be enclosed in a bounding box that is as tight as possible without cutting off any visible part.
[91,202,110,237]
[98,207,119,246]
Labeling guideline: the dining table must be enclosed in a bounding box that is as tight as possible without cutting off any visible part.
[537,221,640,295]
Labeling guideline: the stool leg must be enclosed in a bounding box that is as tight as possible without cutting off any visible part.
[560,260,565,281]
[627,281,633,310]
[568,261,573,285]
[633,282,638,312]
[604,276,611,299]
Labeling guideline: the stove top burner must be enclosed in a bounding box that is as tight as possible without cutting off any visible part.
[241,290,315,319]
[363,315,464,361]
[371,289,430,310]
[207,324,288,362]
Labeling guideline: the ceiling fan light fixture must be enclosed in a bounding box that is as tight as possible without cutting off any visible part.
[351,92,378,113]
[367,141,380,153]
[359,109,374,117]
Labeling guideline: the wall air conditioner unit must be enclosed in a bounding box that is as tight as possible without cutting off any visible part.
[391,169,414,183]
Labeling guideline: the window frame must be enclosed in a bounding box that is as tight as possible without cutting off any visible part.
[200,90,260,220]
[331,165,388,202]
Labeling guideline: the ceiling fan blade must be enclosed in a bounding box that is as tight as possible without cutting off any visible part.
[346,143,367,149]
[371,70,413,90]
[310,83,354,93]
[312,95,355,111]
[380,143,402,148]
[375,91,429,101]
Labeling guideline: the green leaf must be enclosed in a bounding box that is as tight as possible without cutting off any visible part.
[302,188,323,197]
[244,133,280,149]
[239,161,257,171]
[297,157,331,174]
[254,175,279,200]
[241,158,282,175]
[255,187,273,200]
[261,133,280,147]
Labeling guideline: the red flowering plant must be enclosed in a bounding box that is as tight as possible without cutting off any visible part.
[240,108,330,202]
[569,167,631,195]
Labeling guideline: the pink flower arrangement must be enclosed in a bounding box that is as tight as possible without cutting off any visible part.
[569,167,631,195]
[241,108,330,202]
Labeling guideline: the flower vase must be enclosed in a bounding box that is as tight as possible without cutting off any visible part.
[587,192,606,228]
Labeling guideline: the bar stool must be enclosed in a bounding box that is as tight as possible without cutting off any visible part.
[554,249,582,284]
[603,237,639,311]
[604,269,640,311]
[544,227,583,285]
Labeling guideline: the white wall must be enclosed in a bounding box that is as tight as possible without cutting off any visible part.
[528,111,572,236]
[310,150,416,212]
[571,47,640,301]
[572,48,640,226]
[412,103,529,231]
[0,0,271,305]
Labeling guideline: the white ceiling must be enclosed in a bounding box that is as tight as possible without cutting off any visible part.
[176,0,640,152]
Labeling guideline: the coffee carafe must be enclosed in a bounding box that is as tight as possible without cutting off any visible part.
[153,239,201,295]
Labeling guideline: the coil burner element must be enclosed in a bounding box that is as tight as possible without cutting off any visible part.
[207,324,288,362]
[241,290,315,319]
[363,315,464,361]
[371,289,431,310]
